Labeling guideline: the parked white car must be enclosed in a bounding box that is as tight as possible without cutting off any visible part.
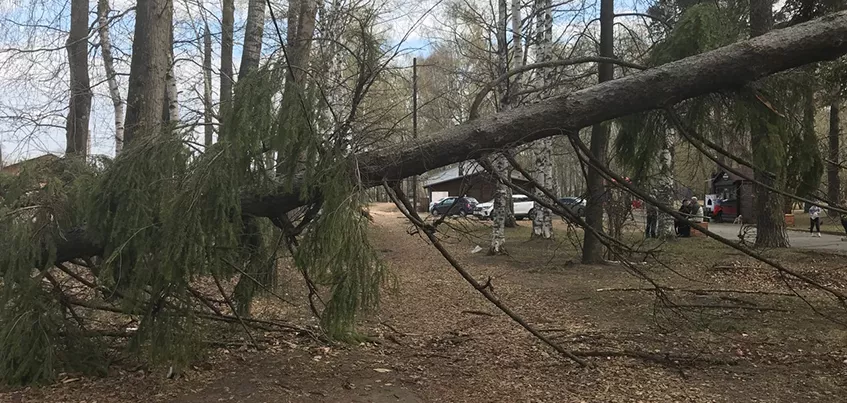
[473,194,534,220]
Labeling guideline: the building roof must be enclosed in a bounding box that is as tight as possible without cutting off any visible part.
[711,166,754,184]
[0,153,60,176]
[422,162,529,188]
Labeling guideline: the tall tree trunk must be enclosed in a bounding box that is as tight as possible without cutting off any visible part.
[489,155,509,254]
[750,0,789,247]
[504,0,523,229]
[582,0,615,263]
[163,23,179,123]
[531,0,554,239]
[285,0,319,87]
[829,98,841,213]
[220,0,234,125]
[124,0,173,145]
[274,0,318,161]
[656,132,675,237]
[203,24,214,147]
[65,0,91,158]
[97,0,125,155]
[239,0,266,80]
[489,0,510,254]
[510,0,523,99]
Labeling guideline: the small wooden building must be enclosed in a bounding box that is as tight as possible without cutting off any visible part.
[709,167,754,223]
[0,153,60,176]
[423,163,534,203]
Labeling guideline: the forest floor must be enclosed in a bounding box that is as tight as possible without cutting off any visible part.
[3,203,847,402]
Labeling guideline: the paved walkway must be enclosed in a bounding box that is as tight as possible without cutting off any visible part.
[707,223,847,252]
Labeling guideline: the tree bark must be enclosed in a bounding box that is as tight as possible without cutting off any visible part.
[163,23,179,123]
[220,0,234,122]
[829,98,841,212]
[656,133,676,237]
[48,11,847,262]
[531,0,554,239]
[239,0,266,80]
[97,0,124,155]
[203,24,214,147]
[750,0,789,247]
[65,0,91,158]
[274,0,318,168]
[582,0,615,262]
[489,0,510,254]
[504,0,524,228]
[284,0,319,94]
[510,0,523,103]
[124,0,173,145]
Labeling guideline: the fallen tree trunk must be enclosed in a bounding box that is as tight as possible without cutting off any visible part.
[52,11,847,263]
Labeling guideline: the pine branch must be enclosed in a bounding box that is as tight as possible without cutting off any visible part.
[47,11,847,265]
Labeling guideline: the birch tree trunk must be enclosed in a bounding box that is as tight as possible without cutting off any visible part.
[97,0,125,155]
[530,0,554,239]
[163,22,179,123]
[203,24,214,147]
[220,0,234,122]
[504,0,524,229]
[582,0,614,263]
[489,0,510,254]
[239,0,266,80]
[65,0,91,158]
[656,132,676,238]
[124,0,173,145]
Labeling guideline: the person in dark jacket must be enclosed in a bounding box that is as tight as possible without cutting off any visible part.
[676,199,691,237]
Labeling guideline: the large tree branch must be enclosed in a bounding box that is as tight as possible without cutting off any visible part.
[53,11,847,263]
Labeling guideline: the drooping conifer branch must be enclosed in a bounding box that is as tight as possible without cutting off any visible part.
[48,10,847,264]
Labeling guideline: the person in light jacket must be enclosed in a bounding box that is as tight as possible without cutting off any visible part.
[645,200,659,239]
[808,204,822,237]
[690,197,704,223]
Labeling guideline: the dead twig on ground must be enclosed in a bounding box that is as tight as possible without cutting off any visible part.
[210,272,259,349]
[595,287,799,297]
[573,350,738,366]
[461,310,496,317]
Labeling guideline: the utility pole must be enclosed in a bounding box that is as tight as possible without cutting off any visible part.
[411,57,419,211]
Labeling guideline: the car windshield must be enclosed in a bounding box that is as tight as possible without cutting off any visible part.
[465,197,478,204]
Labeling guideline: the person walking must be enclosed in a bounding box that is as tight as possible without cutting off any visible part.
[808,204,822,237]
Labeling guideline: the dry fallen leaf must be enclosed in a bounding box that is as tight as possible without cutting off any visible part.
[373,368,392,373]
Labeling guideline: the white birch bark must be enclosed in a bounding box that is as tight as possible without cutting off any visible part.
[203,24,213,147]
[165,23,179,123]
[656,132,676,238]
[97,0,125,154]
[531,0,554,239]
[489,0,510,254]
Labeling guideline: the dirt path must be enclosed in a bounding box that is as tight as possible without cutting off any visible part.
[3,203,846,402]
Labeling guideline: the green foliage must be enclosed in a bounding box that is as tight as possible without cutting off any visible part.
[294,169,386,339]
[0,45,388,383]
[615,2,823,205]
[649,3,740,65]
